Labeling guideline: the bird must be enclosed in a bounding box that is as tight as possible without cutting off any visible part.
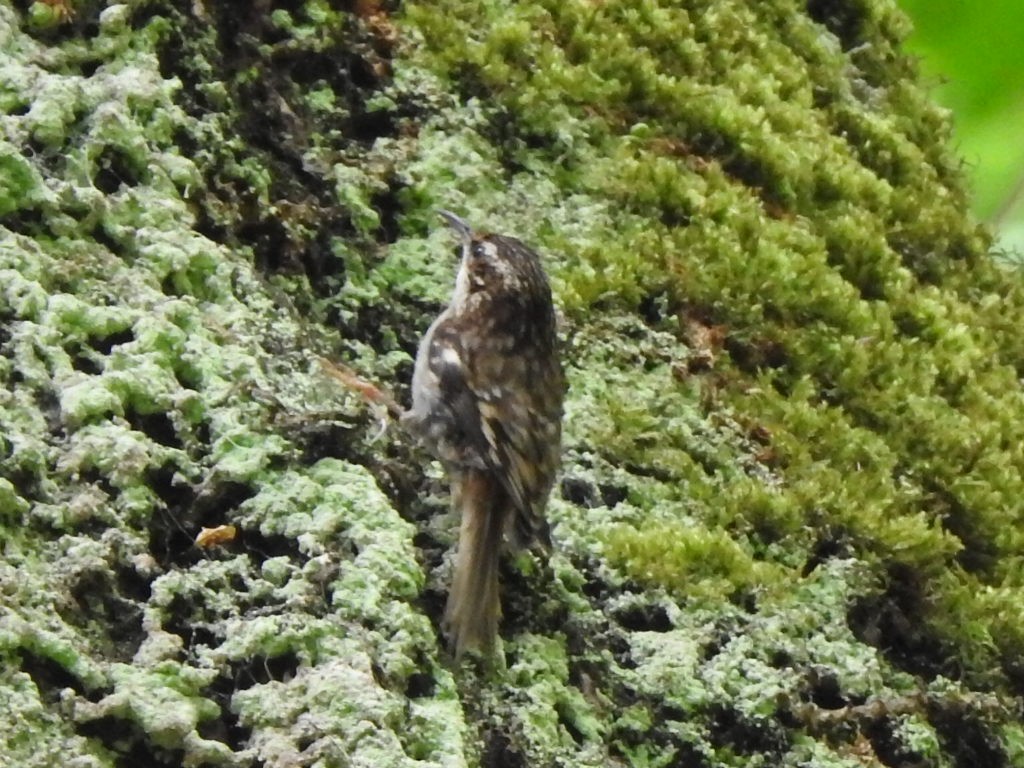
[402,210,564,657]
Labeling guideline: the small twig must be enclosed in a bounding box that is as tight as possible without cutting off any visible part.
[318,358,404,441]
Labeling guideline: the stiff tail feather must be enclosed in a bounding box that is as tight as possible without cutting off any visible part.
[444,470,508,658]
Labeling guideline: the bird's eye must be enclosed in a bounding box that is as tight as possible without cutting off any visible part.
[471,242,487,259]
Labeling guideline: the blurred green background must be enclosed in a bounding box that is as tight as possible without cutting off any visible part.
[900,0,1024,256]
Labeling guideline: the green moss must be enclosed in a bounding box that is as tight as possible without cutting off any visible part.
[602,520,785,599]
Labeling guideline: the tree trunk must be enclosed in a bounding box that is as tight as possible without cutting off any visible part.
[2,1,1022,766]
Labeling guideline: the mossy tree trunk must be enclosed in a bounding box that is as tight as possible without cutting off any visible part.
[2,0,1023,766]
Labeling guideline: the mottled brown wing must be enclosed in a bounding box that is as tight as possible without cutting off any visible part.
[422,321,492,470]
[469,341,564,543]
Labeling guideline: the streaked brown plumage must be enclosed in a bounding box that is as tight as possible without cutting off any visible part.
[402,211,564,657]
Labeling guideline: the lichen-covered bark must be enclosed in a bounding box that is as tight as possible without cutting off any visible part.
[2,0,1023,766]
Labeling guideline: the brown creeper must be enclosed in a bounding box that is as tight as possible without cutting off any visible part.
[403,211,564,657]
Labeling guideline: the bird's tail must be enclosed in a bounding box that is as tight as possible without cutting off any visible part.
[444,470,508,658]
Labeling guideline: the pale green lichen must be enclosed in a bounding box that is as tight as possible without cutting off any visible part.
[0,660,116,768]
[231,646,466,768]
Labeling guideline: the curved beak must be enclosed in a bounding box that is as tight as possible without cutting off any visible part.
[438,210,473,242]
